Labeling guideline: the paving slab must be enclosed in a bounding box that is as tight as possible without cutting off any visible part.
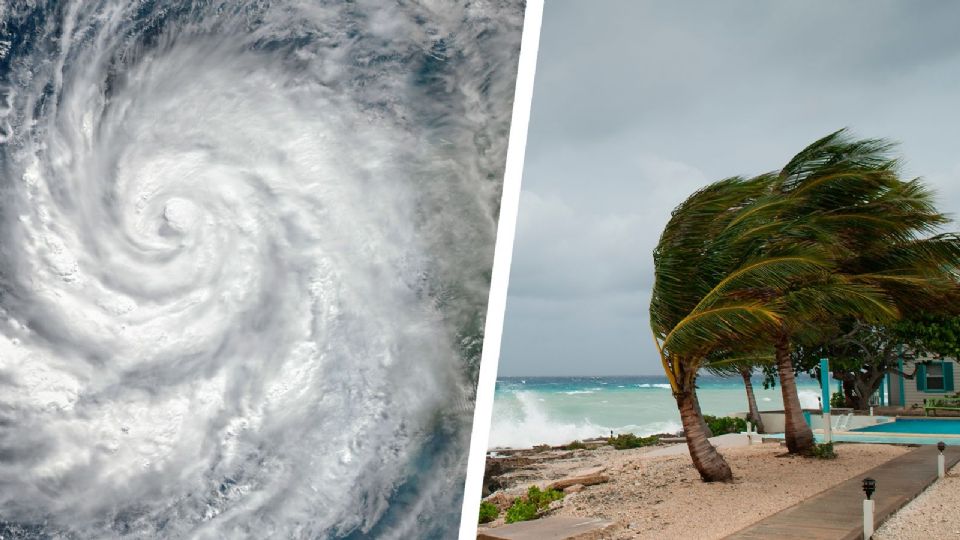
[476,517,615,540]
[725,445,960,539]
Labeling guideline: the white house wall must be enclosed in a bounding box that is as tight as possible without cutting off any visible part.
[901,357,959,407]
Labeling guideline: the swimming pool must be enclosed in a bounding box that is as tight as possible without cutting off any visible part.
[851,418,960,435]
[765,417,960,445]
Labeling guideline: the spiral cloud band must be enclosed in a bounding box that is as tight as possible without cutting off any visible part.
[0,1,522,537]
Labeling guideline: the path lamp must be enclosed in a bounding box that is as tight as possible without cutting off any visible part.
[862,477,876,499]
[938,441,946,479]
[862,477,876,539]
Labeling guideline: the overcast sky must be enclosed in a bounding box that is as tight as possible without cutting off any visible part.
[498,0,960,377]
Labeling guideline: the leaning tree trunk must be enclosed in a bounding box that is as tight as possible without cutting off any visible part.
[692,390,714,437]
[739,366,765,433]
[676,390,733,482]
[775,334,815,455]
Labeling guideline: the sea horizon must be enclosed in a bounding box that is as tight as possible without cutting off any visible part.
[490,374,823,449]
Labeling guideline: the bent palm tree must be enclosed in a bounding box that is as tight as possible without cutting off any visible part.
[650,177,829,480]
[739,366,764,433]
[705,352,774,434]
[651,130,959,472]
[653,185,889,468]
[740,131,960,453]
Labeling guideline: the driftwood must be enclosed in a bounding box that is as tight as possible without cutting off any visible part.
[546,467,610,491]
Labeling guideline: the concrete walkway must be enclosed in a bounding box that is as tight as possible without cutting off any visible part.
[725,444,960,539]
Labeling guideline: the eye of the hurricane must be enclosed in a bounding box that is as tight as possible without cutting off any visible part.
[160,197,198,236]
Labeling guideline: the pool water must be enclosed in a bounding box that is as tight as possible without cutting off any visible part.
[852,418,960,434]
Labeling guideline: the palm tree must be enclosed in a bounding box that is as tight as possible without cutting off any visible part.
[650,176,830,480]
[652,168,894,467]
[651,130,959,473]
[744,131,960,453]
[769,278,895,453]
[705,353,773,434]
[738,366,764,433]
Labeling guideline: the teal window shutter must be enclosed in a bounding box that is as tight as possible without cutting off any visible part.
[917,364,927,392]
[945,362,955,393]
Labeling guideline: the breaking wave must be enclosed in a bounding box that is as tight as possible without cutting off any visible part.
[488,392,682,449]
[0,1,522,538]
[798,388,823,409]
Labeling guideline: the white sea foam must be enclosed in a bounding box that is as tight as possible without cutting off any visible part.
[488,391,683,449]
[798,388,823,409]
[614,421,685,436]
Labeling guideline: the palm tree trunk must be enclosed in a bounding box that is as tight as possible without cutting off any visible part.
[692,390,714,437]
[739,366,765,433]
[676,390,733,482]
[775,334,814,455]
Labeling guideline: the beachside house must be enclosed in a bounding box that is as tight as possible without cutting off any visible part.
[887,356,958,408]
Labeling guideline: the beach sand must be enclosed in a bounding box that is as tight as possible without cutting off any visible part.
[874,461,960,539]
[484,440,910,538]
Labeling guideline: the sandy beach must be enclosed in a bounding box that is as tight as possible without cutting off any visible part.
[874,461,960,539]
[483,440,910,538]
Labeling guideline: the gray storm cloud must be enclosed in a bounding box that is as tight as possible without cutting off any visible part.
[502,0,960,377]
[0,1,522,537]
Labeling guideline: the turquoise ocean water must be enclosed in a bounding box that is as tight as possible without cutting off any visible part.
[489,375,823,449]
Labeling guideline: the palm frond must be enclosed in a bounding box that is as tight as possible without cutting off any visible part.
[649,129,960,392]
[661,303,783,357]
[691,255,830,314]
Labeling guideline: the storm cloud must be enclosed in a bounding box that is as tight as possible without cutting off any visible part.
[501,0,960,376]
[0,1,522,537]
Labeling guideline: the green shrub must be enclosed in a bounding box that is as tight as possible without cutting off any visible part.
[526,485,563,508]
[830,391,846,409]
[563,440,588,450]
[702,415,747,435]
[504,498,538,523]
[608,433,659,450]
[478,501,499,524]
[504,486,564,524]
[811,442,837,459]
